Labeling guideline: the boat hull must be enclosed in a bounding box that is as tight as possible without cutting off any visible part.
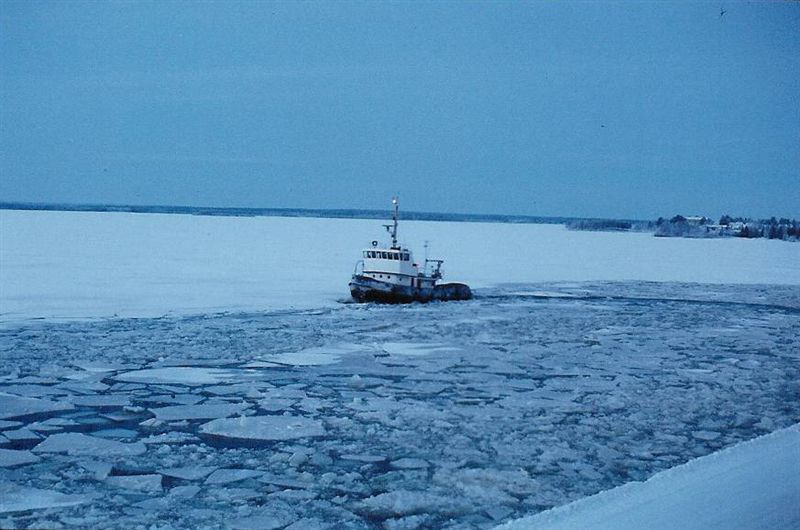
[349,275,471,304]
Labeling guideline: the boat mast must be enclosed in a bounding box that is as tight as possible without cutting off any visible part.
[384,197,399,249]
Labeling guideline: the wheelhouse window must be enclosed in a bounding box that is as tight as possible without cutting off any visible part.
[403,253,409,261]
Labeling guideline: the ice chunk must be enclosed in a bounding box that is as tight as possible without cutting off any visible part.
[0,448,41,467]
[69,395,131,408]
[200,415,325,442]
[169,485,201,498]
[205,468,263,485]
[271,350,341,366]
[229,508,295,530]
[141,432,199,444]
[380,342,459,357]
[390,458,430,470]
[355,490,469,518]
[73,361,128,373]
[0,483,90,513]
[259,398,298,412]
[3,428,41,442]
[80,461,113,480]
[0,392,74,420]
[114,367,239,386]
[340,454,387,464]
[26,421,65,433]
[159,465,217,481]
[284,518,332,530]
[692,430,721,441]
[33,432,146,456]
[150,402,250,421]
[106,474,162,492]
[93,428,138,439]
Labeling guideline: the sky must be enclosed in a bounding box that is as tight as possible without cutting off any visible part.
[1,1,798,219]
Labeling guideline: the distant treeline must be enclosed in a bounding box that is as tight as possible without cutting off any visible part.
[0,201,574,225]
[565,219,655,232]
[655,215,799,241]
[566,214,798,242]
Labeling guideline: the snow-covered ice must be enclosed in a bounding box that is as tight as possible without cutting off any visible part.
[1,210,798,529]
[200,415,326,442]
[1,209,798,321]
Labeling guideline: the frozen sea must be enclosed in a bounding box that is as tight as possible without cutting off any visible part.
[0,210,799,529]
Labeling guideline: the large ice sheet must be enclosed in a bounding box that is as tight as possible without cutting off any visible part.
[0,392,75,420]
[0,483,90,513]
[115,367,238,386]
[33,432,146,456]
[2,209,798,321]
[150,403,250,421]
[0,448,41,467]
[200,415,325,441]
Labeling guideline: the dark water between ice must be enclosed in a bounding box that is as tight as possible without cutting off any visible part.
[1,282,798,529]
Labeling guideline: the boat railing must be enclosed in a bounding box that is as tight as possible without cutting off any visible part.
[353,260,364,276]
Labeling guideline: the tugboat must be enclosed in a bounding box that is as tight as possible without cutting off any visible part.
[349,198,472,303]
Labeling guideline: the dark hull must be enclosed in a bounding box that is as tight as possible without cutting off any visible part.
[349,275,472,304]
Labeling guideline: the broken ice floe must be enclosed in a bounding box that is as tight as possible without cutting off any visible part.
[158,465,217,481]
[0,448,41,467]
[114,367,240,386]
[0,282,797,529]
[106,474,162,492]
[150,402,250,421]
[0,483,91,514]
[200,415,325,442]
[33,432,146,456]
[0,392,74,420]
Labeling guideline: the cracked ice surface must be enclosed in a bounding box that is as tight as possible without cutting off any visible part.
[0,282,798,529]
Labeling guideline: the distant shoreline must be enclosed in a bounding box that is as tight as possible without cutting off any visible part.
[0,201,646,226]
